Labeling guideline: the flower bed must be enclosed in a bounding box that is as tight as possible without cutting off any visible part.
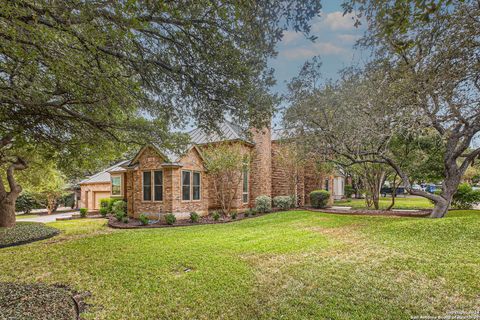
[108,210,282,229]
[0,222,59,248]
[0,282,87,320]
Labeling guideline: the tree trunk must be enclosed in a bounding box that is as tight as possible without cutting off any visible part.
[430,198,450,218]
[0,196,17,228]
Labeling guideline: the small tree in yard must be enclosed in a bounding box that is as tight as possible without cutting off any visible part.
[203,143,250,216]
[273,142,305,207]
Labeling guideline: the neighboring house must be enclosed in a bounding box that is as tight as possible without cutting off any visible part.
[79,122,345,219]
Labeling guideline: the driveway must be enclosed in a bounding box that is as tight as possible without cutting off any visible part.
[17,211,77,223]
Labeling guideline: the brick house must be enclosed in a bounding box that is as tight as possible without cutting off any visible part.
[79,122,345,219]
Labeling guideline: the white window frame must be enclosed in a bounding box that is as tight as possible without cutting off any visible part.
[111,175,122,196]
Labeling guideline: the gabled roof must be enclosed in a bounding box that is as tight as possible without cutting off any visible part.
[128,143,204,167]
[79,160,130,184]
[188,121,252,145]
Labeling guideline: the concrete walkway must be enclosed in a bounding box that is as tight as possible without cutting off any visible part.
[17,211,77,223]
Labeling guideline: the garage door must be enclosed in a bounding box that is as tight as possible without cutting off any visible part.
[94,192,111,210]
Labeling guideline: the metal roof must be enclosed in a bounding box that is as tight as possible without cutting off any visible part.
[79,160,130,184]
[80,122,252,184]
[188,121,251,145]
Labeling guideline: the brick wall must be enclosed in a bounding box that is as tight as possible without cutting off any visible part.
[79,182,111,211]
[250,127,272,203]
[128,146,208,220]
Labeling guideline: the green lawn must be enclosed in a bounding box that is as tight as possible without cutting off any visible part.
[335,196,434,210]
[1,210,479,319]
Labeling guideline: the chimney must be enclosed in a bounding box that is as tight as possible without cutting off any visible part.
[249,124,272,203]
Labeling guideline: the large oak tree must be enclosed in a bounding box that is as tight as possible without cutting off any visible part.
[0,0,322,227]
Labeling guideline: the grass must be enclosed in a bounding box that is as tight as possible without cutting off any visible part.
[0,222,59,248]
[0,210,479,319]
[334,196,434,210]
[16,214,40,220]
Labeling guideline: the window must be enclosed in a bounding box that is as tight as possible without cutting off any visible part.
[143,171,152,201]
[324,178,329,191]
[154,171,163,201]
[111,176,121,196]
[182,171,201,201]
[193,172,201,200]
[182,171,191,201]
[242,166,248,203]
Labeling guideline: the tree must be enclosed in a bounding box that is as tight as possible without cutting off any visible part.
[284,52,467,217]
[273,142,305,206]
[0,1,322,227]
[353,1,480,218]
[202,143,250,216]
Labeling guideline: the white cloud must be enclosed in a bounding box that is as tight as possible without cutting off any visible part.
[312,11,357,32]
[281,42,346,59]
[282,30,303,44]
[337,33,359,43]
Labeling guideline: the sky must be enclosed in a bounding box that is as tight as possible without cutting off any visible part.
[268,1,368,126]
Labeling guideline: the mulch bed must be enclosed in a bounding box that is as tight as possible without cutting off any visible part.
[108,211,278,229]
[307,207,431,217]
[0,222,60,248]
[0,282,89,320]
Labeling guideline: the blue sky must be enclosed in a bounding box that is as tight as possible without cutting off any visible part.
[268,1,368,120]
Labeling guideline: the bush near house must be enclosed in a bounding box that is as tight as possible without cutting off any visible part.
[139,214,149,225]
[79,208,88,218]
[100,198,123,214]
[112,201,127,222]
[310,190,330,209]
[190,212,199,223]
[99,207,108,217]
[211,211,220,221]
[165,213,176,225]
[255,195,272,213]
[273,196,295,210]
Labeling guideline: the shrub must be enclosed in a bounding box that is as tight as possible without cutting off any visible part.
[100,198,123,214]
[249,208,257,216]
[165,213,176,225]
[231,212,237,219]
[309,190,330,209]
[211,211,220,221]
[255,195,272,213]
[244,210,250,217]
[273,196,294,210]
[112,200,126,221]
[99,207,108,217]
[451,183,480,209]
[122,216,129,224]
[79,208,87,218]
[15,192,41,214]
[190,212,199,223]
[139,214,149,225]
[345,185,355,199]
